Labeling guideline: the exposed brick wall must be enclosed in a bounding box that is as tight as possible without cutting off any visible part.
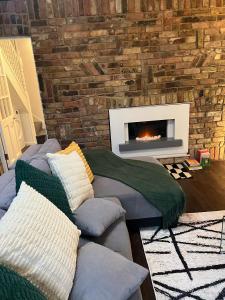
[1,0,225,159]
[0,0,29,35]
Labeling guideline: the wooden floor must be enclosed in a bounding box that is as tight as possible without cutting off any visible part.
[180,161,225,213]
[128,160,225,300]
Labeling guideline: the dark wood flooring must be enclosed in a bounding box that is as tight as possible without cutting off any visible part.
[128,160,225,300]
[179,161,225,213]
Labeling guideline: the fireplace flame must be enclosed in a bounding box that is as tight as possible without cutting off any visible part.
[136,131,161,142]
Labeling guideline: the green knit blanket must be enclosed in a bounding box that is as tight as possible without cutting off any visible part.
[84,149,186,228]
[0,265,46,300]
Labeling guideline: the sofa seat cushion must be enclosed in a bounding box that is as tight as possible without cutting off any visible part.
[93,215,134,260]
[69,242,148,300]
[93,175,161,220]
[76,198,143,300]
[73,197,126,237]
[90,197,133,259]
[128,289,143,300]
[79,197,133,260]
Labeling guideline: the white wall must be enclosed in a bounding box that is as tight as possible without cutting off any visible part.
[7,79,30,149]
[8,79,26,112]
[20,112,37,145]
[15,38,46,128]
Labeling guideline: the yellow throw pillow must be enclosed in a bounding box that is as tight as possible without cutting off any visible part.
[58,141,94,183]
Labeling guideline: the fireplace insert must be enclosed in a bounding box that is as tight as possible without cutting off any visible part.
[128,120,167,142]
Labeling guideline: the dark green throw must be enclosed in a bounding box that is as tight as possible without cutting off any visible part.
[15,160,73,222]
[0,265,46,300]
[84,150,186,228]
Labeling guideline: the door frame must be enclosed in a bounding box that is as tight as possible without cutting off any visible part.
[0,46,22,168]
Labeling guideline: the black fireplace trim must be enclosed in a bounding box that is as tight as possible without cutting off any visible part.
[119,138,183,152]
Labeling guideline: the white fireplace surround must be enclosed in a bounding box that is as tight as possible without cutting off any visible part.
[109,103,190,159]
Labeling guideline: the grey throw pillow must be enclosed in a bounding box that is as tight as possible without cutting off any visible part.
[69,242,148,300]
[72,198,126,237]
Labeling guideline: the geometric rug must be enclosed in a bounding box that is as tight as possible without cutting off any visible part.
[140,211,225,300]
[164,163,192,180]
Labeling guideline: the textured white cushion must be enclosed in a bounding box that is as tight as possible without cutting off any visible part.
[0,181,80,300]
[47,151,94,212]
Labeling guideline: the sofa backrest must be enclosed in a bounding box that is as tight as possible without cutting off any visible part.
[0,139,61,213]
[9,144,42,170]
[29,139,62,174]
[0,170,16,210]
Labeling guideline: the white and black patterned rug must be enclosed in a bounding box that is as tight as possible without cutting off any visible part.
[164,163,192,180]
[140,211,225,300]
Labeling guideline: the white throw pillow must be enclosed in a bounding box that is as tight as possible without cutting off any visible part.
[0,181,80,300]
[47,151,94,211]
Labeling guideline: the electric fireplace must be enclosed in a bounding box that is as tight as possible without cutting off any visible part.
[119,117,182,152]
[109,104,190,159]
[128,120,167,142]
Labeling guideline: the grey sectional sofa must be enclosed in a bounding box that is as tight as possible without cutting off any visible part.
[0,139,152,300]
[93,174,162,221]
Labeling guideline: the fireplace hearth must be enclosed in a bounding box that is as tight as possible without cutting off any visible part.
[119,137,183,152]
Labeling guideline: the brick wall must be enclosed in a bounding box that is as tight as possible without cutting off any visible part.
[1,0,225,159]
[0,0,29,35]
